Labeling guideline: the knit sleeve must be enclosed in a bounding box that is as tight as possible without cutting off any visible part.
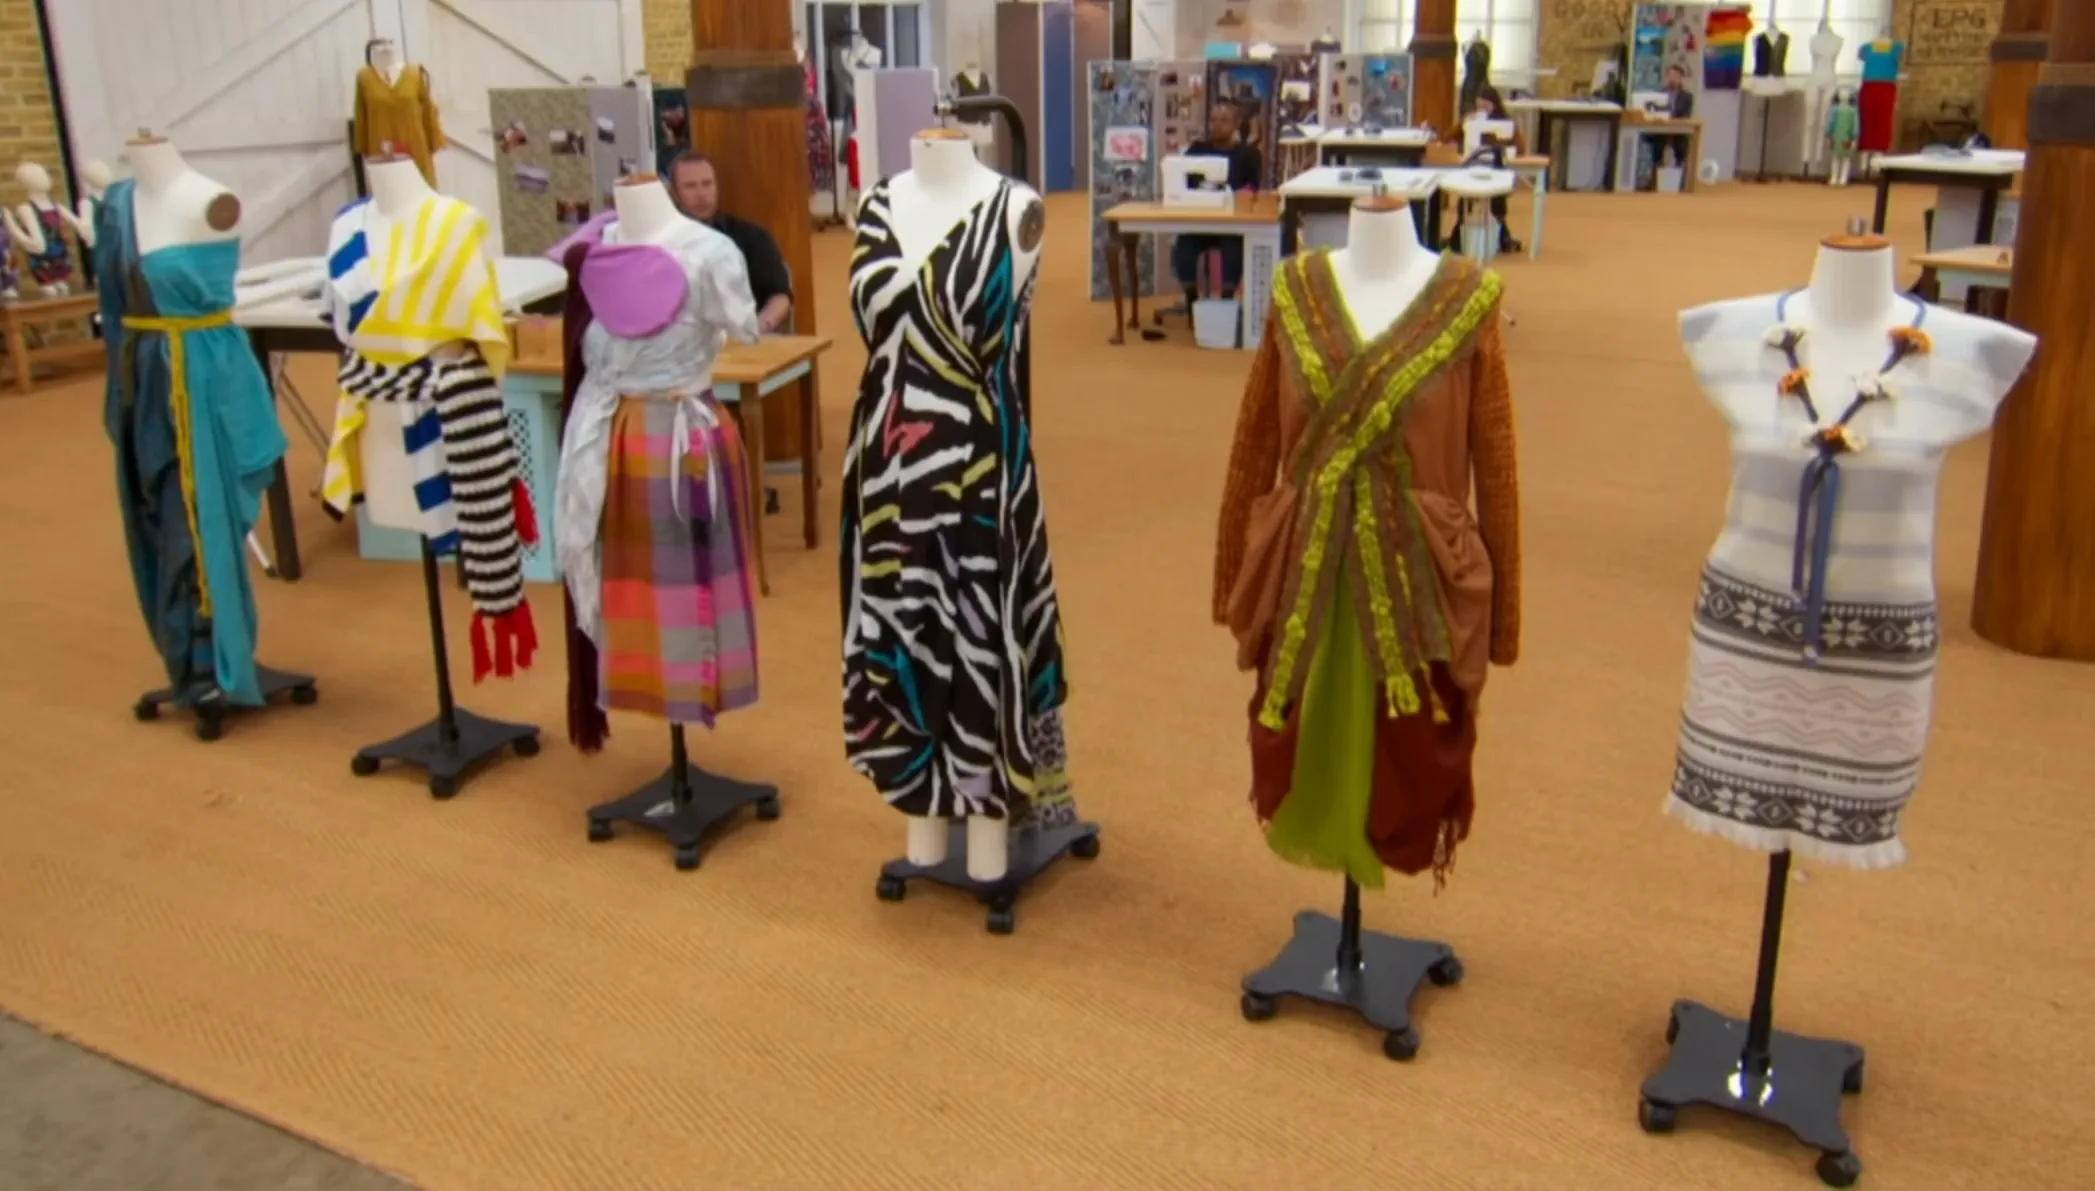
[352,71,371,157]
[1213,307,1284,625]
[1469,311,1521,666]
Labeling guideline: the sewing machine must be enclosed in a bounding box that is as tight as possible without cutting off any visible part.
[1161,154,1233,209]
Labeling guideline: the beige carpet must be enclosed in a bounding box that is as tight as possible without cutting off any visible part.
[1,183,2091,1191]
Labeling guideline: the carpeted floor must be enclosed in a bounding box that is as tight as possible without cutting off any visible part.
[1,183,2090,1191]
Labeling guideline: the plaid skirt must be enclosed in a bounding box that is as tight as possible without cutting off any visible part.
[597,393,759,725]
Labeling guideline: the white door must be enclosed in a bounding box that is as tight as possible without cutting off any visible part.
[398,0,645,255]
[45,0,406,263]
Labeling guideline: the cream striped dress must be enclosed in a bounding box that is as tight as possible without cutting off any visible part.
[1668,294,2035,869]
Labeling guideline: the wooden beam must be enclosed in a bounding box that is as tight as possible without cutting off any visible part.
[1972,0,2095,658]
[1984,0,2053,149]
[1411,0,1457,139]
[687,0,815,466]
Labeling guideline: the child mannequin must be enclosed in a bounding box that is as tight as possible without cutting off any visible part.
[1826,90,1859,187]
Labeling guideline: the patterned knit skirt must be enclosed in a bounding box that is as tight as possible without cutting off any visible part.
[597,394,759,725]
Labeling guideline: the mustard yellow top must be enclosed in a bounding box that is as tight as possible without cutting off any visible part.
[352,64,444,185]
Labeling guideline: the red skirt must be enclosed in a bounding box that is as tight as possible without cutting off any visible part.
[1858,81,1897,153]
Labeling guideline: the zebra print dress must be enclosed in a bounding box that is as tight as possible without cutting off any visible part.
[840,175,1074,827]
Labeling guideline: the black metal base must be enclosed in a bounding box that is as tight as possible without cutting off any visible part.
[348,708,540,799]
[875,820,1102,935]
[133,665,318,742]
[1640,999,1867,1187]
[1239,910,1464,1061]
[586,764,781,871]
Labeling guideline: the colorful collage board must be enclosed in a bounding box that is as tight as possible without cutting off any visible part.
[490,85,654,258]
[1085,59,1208,302]
[1322,54,1416,130]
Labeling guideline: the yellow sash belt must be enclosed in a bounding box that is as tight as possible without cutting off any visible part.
[121,309,234,616]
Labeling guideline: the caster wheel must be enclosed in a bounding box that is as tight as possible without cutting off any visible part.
[1069,832,1100,860]
[1239,991,1277,1022]
[986,907,1016,935]
[512,735,541,758]
[875,874,907,902]
[1815,1150,1862,1188]
[132,698,160,722]
[1842,1058,1864,1095]
[1665,1013,1681,1046]
[350,754,380,777]
[194,716,224,743]
[674,845,701,872]
[429,774,460,800]
[587,818,614,843]
[1637,1097,1677,1134]
[289,684,318,706]
[1382,1028,1421,1062]
[1427,955,1465,987]
[754,795,782,821]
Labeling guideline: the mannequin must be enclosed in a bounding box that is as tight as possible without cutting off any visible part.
[843,129,1060,885]
[1310,27,1342,55]
[1460,32,1492,115]
[610,172,682,241]
[320,149,538,679]
[76,159,112,248]
[10,162,88,294]
[1668,230,2036,866]
[1248,42,1277,61]
[353,37,444,185]
[1825,89,1859,186]
[1855,27,1904,166]
[953,59,994,132]
[1328,195,1438,333]
[1215,194,1518,891]
[1753,18,1789,78]
[1804,18,1843,170]
[844,30,882,70]
[99,133,294,713]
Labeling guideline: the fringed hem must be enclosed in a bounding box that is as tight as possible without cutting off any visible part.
[1261,827,1388,892]
[1663,797,1909,871]
[470,604,540,682]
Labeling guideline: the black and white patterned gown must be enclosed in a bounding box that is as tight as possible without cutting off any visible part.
[840,175,1075,828]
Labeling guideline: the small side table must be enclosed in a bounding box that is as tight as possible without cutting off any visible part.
[1439,171,1517,265]
[1,293,103,395]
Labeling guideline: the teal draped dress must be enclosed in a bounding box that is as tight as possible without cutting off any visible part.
[97,180,287,707]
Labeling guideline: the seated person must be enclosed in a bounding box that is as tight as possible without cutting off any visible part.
[1170,103,1261,305]
[1446,87,1524,255]
[1655,65,1696,178]
[668,150,794,332]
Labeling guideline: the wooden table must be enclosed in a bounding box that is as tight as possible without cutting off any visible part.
[1276,168,1443,257]
[1912,244,2014,315]
[1870,150,2023,306]
[510,327,831,598]
[1511,99,1624,192]
[1616,116,1704,192]
[1100,195,1282,349]
[2,293,103,394]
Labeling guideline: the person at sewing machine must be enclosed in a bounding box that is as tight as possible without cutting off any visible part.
[1170,102,1262,307]
[1656,64,1696,170]
[1445,87,1523,256]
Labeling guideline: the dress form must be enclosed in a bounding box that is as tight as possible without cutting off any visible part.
[11,162,91,290]
[1327,196,1437,336]
[75,159,113,249]
[885,129,1045,882]
[357,152,457,535]
[372,38,406,86]
[611,174,689,242]
[127,135,241,256]
[1805,22,1843,168]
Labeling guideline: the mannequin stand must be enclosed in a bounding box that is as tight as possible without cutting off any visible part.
[1639,850,1866,1188]
[586,725,781,870]
[133,664,318,742]
[875,819,1102,935]
[348,541,540,798]
[1239,878,1465,1061]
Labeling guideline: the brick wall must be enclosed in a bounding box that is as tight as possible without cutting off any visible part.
[644,0,692,82]
[1533,0,2005,146]
[0,0,67,199]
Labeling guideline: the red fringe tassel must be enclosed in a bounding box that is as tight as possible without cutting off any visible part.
[470,603,539,683]
[512,477,541,546]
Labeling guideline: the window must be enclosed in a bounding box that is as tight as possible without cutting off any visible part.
[1737,1,1893,78]
[1357,1,1540,79]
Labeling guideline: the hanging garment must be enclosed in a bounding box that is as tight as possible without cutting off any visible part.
[28,203,73,288]
[804,55,835,192]
[1459,39,1492,115]
[0,217,18,295]
[1213,251,1520,888]
[95,180,288,707]
[840,176,1077,833]
[1857,80,1898,153]
[1826,99,1860,159]
[319,193,539,680]
[550,215,763,750]
[1668,294,2033,869]
[1753,31,1790,78]
[77,194,103,293]
[352,64,445,185]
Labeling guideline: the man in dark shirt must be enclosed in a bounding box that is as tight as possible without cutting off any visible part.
[1658,65,1696,175]
[668,150,794,332]
[1170,103,1261,305]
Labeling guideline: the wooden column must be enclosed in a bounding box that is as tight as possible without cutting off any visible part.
[1411,0,1458,136]
[1984,0,2053,149]
[688,0,814,463]
[1971,0,2095,659]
